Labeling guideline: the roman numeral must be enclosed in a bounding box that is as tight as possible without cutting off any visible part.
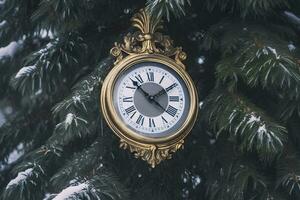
[126,86,136,90]
[147,72,154,82]
[123,97,133,102]
[159,76,165,84]
[149,118,156,127]
[135,74,144,83]
[161,116,168,123]
[136,115,144,125]
[125,105,136,114]
[166,83,178,92]
[166,105,178,117]
[169,96,179,102]
[130,111,136,119]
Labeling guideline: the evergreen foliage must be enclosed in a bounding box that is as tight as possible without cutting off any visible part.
[0,0,300,199]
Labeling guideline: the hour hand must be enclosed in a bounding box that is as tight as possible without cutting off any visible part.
[131,79,139,87]
[151,98,166,112]
[130,79,150,97]
[153,83,178,99]
[152,89,166,99]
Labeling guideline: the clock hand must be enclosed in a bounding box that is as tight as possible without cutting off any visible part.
[131,79,150,98]
[153,83,178,99]
[152,88,166,99]
[148,96,166,111]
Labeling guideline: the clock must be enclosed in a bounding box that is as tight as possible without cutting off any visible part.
[100,10,198,167]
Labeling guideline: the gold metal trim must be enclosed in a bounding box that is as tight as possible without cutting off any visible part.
[100,9,198,167]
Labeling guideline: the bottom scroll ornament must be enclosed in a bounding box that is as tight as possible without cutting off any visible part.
[119,140,185,168]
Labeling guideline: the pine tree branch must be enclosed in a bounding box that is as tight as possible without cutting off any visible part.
[0,105,53,167]
[49,57,113,144]
[1,57,114,199]
[0,0,39,44]
[47,175,128,200]
[204,0,289,18]
[48,140,128,200]
[31,0,93,32]
[237,43,300,100]
[276,153,300,197]
[1,162,47,200]
[278,99,300,120]
[204,22,300,102]
[201,89,287,160]
[146,0,190,20]
[206,159,267,200]
[11,32,87,96]
[1,143,63,200]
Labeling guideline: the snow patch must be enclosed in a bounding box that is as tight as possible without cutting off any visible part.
[6,143,24,164]
[72,95,81,103]
[6,168,33,189]
[261,46,280,59]
[199,101,204,109]
[183,177,187,183]
[38,29,54,39]
[258,124,267,134]
[4,106,12,114]
[192,175,201,188]
[284,11,300,25]
[36,40,57,55]
[209,139,216,145]
[288,43,296,51]
[35,88,43,95]
[65,113,74,126]
[197,56,205,64]
[0,0,5,5]
[53,183,89,200]
[247,113,261,124]
[42,193,52,200]
[15,65,37,78]
[0,20,7,29]
[0,40,23,60]
[0,110,5,127]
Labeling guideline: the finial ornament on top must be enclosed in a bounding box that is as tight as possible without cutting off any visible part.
[110,9,187,68]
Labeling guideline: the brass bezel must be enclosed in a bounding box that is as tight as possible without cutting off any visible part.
[100,10,198,167]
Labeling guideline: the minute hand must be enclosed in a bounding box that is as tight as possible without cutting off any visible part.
[153,83,178,98]
[131,80,150,97]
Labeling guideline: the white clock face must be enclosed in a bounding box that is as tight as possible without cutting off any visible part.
[113,62,190,138]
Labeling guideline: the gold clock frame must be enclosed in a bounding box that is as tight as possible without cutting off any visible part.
[100,9,198,167]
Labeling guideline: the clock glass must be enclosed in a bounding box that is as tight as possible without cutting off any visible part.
[113,62,190,138]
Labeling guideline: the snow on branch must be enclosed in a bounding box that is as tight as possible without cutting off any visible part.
[204,0,288,18]
[146,0,190,20]
[240,44,300,99]
[53,112,90,143]
[0,40,23,60]
[50,173,128,200]
[201,90,287,160]
[6,168,33,189]
[15,65,37,78]
[0,0,5,6]
[217,42,300,100]
[284,11,300,26]
[53,182,89,200]
[11,33,86,96]
[0,20,7,29]
[276,155,300,196]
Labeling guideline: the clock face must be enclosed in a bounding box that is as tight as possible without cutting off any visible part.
[113,62,190,138]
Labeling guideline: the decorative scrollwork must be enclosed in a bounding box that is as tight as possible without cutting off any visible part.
[120,139,184,168]
[110,9,186,68]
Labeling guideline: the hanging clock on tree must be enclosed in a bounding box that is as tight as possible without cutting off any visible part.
[100,9,198,167]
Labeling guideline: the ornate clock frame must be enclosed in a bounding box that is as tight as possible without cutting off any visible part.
[100,9,198,167]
